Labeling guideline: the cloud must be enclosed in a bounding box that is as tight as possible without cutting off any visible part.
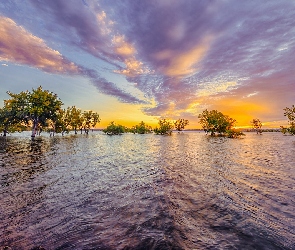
[152,35,213,77]
[82,69,147,104]
[1,0,295,123]
[243,92,259,98]
[106,0,295,119]
[0,16,80,74]
[0,16,145,104]
[28,0,150,77]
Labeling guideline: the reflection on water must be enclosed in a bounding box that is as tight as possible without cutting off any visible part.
[0,132,294,249]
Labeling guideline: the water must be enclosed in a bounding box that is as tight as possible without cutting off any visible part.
[0,132,294,249]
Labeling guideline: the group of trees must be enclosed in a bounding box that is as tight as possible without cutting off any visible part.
[1,86,294,138]
[249,106,295,136]
[152,118,189,135]
[49,106,100,136]
[0,86,100,137]
[198,105,295,137]
[103,119,189,135]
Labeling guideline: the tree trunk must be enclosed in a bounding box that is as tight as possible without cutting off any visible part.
[31,118,38,137]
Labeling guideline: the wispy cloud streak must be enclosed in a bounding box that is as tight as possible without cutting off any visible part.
[1,0,295,124]
[0,16,144,103]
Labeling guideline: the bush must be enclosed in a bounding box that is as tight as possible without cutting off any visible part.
[226,129,245,138]
[154,119,173,135]
[103,121,125,135]
[131,121,152,134]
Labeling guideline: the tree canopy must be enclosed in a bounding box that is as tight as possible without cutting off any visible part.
[281,105,295,135]
[0,105,27,136]
[4,86,63,137]
[130,121,152,134]
[251,118,262,134]
[103,121,125,135]
[154,119,174,135]
[174,119,189,131]
[198,109,236,136]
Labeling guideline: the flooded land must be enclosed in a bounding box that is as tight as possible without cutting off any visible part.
[0,132,294,249]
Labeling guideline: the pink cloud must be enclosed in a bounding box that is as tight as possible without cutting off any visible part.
[0,16,81,74]
[0,16,145,104]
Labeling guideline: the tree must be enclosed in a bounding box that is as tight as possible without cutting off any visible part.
[198,109,236,136]
[284,105,295,121]
[226,129,245,138]
[251,118,262,134]
[0,106,27,136]
[5,86,63,137]
[103,121,125,135]
[69,106,83,134]
[174,119,189,131]
[154,119,174,135]
[282,105,295,135]
[82,110,100,134]
[131,121,152,134]
[49,107,72,136]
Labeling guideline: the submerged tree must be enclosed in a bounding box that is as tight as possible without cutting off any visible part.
[131,121,152,134]
[49,108,72,136]
[154,119,174,135]
[103,121,125,135]
[251,118,262,134]
[1,87,102,138]
[198,109,236,136]
[226,129,245,138]
[5,86,63,137]
[0,105,27,136]
[68,106,83,134]
[82,110,100,134]
[281,105,295,135]
[174,119,189,132]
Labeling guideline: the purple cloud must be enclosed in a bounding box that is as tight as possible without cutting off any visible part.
[0,16,144,104]
[1,0,295,123]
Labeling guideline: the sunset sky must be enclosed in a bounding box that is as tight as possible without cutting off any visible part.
[0,0,294,128]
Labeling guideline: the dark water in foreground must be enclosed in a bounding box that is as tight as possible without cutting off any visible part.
[0,132,295,250]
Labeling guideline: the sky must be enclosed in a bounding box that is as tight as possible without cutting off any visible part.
[0,0,294,129]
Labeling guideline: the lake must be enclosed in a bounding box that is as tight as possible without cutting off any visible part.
[0,132,294,249]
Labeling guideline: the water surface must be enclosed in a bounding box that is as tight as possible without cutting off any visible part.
[0,132,294,249]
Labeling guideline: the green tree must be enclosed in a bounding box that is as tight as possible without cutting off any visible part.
[154,119,174,135]
[0,106,27,136]
[49,107,72,136]
[251,118,262,134]
[5,86,63,137]
[282,105,295,135]
[82,110,100,134]
[226,129,245,138]
[198,109,236,136]
[103,121,125,135]
[174,118,189,131]
[131,121,152,134]
[69,106,83,134]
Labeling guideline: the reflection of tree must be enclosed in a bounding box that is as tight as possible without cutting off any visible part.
[0,136,7,152]
[0,138,53,187]
[29,138,44,162]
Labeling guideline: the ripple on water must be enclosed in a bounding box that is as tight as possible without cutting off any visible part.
[0,132,294,249]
